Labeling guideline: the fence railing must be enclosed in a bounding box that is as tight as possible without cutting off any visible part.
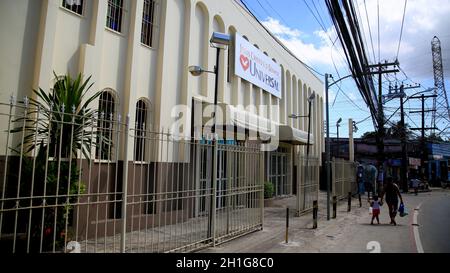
[331,158,357,201]
[297,155,320,214]
[0,99,263,253]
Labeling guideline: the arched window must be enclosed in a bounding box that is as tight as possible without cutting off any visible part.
[96,91,116,160]
[134,99,148,162]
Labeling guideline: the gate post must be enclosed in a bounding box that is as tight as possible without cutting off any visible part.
[120,115,130,253]
[209,139,218,247]
[260,150,265,229]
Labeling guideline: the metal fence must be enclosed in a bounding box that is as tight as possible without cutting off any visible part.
[331,158,357,201]
[0,99,263,253]
[297,155,320,214]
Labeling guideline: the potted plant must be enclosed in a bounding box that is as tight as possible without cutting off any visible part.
[263,181,275,207]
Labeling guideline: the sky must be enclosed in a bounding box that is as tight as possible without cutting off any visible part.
[241,0,450,139]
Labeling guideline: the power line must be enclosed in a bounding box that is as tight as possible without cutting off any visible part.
[235,0,326,77]
[262,0,290,27]
[396,0,408,60]
[363,0,377,64]
[377,0,380,62]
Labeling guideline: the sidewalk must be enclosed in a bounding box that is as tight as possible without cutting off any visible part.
[200,191,372,253]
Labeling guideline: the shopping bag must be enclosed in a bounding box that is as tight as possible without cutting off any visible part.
[369,207,373,215]
[398,203,408,217]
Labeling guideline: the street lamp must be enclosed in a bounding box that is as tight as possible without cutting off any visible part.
[325,73,353,220]
[189,32,231,242]
[336,118,342,158]
[289,93,315,212]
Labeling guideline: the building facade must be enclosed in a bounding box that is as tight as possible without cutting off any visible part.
[0,0,324,194]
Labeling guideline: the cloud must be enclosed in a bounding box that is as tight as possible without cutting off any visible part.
[356,0,450,81]
[261,17,348,71]
[261,1,450,84]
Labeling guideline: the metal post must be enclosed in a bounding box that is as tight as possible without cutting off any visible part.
[120,115,130,253]
[325,74,331,221]
[336,123,339,158]
[347,192,352,212]
[303,99,312,210]
[313,201,318,229]
[285,207,289,243]
[332,196,337,219]
[208,46,221,245]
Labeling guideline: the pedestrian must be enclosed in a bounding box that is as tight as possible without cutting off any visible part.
[411,178,420,196]
[369,195,381,225]
[380,176,404,226]
[357,163,365,195]
[365,163,378,199]
[377,165,384,196]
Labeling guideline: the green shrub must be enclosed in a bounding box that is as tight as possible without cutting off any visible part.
[264,181,274,199]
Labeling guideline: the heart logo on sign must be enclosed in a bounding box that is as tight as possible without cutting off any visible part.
[240,54,250,71]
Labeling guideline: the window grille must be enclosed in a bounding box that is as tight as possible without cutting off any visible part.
[96,91,116,161]
[62,0,84,15]
[141,0,156,47]
[106,0,124,33]
[134,100,148,162]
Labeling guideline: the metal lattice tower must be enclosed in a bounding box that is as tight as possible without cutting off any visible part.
[431,36,450,135]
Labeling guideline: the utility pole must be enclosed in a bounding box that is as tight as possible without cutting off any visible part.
[366,61,399,183]
[409,94,438,182]
[400,91,407,191]
[385,83,420,192]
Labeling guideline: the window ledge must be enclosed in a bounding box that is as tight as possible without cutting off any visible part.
[105,27,126,37]
[140,43,155,50]
[60,6,84,18]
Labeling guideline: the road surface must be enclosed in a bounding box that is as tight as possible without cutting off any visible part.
[324,188,450,253]
[201,189,450,253]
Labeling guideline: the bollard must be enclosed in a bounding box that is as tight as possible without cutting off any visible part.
[285,207,289,243]
[332,196,337,219]
[313,201,318,229]
[358,194,362,208]
[348,192,352,212]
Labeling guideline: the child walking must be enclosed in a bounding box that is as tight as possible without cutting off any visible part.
[370,195,381,225]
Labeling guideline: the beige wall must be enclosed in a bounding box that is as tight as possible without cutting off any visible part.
[0,0,324,159]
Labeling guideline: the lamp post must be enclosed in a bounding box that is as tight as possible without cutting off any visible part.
[336,118,342,158]
[325,73,353,220]
[289,93,315,213]
[189,32,231,243]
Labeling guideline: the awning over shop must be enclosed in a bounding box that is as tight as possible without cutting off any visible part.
[228,105,276,139]
[278,125,314,145]
[192,98,313,145]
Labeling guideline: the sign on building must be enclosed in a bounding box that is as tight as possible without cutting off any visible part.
[234,33,282,98]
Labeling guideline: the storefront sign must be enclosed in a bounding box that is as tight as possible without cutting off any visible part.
[235,33,282,98]
[409,157,421,166]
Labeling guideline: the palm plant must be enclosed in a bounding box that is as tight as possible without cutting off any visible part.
[12,72,105,159]
[9,72,107,252]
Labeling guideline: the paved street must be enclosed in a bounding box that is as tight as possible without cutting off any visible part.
[201,188,450,253]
